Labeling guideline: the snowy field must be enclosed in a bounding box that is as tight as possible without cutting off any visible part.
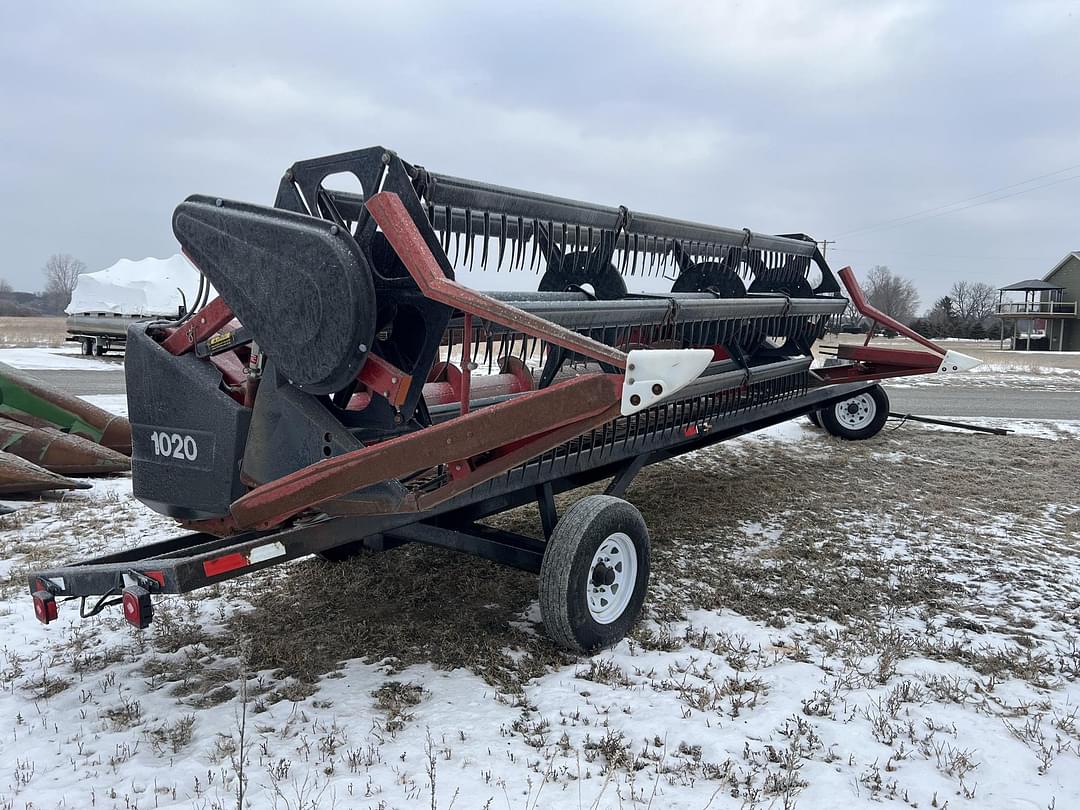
[1,404,1079,809]
[0,317,67,349]
[0,345,122,372]
[885,362,1080,393]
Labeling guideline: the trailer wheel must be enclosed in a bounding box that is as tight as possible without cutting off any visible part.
[539,495,650,653]
[806,409,822,429]
[81,338,93,356]
[94,340,106,356]
[820,385,889,440]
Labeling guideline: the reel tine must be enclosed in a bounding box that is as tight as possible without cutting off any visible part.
[619,231,629,272]
[481,212,490,269]
[530,220,541,270]
[496,214,506,271]
[441,205,452,254]
[463,209,473,267]
[675,240,688,272]
[494,212,507,273]
[630,234,639,276]
[537,220,554,262]
[497,331,508,367]
[514,216,525,269]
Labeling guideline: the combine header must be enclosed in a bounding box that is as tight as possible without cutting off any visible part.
[27,147,976,650]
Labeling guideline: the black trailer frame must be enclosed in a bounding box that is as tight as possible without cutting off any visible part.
[29,379,869,612]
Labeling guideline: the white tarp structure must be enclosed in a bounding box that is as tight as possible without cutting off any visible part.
[66,255,206,317]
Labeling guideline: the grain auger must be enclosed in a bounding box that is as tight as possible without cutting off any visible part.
[28,146,977,650]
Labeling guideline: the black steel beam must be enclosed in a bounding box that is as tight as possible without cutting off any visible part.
[385,522,544,573]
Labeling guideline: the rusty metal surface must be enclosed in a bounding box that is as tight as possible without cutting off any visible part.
[357,353,413,408]
[0,417,130,475]
[414,400,622,512]
[161,295,235,356]
[191,372,622,534]
[0,361,131,455]
[0,450,89,495]
[838,267,943,356]
[366,191,630,370]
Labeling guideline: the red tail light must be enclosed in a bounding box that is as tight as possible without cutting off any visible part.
[122,586,153,629]
[32,590,57,624]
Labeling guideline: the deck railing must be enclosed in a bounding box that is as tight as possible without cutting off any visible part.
[996,301,1078,316]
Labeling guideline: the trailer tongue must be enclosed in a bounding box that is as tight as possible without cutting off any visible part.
[28,146,976,651]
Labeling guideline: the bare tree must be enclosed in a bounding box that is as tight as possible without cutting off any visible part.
[842,298,862,324]
[0,278,12,294]
[864,265,920,324]
[949,280,996,322]
[42,253,86,312]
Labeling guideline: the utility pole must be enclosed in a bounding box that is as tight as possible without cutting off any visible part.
[818,239,835,259]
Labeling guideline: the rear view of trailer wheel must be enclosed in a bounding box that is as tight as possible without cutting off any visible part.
[539,495,650,652]
[820,384,889,440]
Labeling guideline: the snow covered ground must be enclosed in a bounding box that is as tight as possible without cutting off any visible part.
[0,346,122,372]
[1,412,1079,808]
[886,362,1080,392]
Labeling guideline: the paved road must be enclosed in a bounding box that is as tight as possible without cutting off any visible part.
[25,369,1079,420]
[884,386,1078,420]
[35,369,127,396]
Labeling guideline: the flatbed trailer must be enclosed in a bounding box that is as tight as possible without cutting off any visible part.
[66,312,146,355]
[29,146,977,650]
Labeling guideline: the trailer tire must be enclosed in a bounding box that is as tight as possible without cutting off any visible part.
[539,495,650,653]
[94,340,106,356]
[820,385,889,440]
[806,409,822,429]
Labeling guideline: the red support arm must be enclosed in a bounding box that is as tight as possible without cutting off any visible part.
[837,267,943,356]
[188,372,622,535]
[823,267,979,382]
[161,296,234,356]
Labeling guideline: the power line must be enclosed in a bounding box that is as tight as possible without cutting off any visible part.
[835,161,1080,238]
[830,247,1049,262]
[903,172,1080,223]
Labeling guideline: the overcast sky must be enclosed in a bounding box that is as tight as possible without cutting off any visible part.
[2,1,1078,307]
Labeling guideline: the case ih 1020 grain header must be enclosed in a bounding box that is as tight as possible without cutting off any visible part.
[28,147,977,651]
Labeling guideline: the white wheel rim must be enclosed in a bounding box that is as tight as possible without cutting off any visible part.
[587,532,637,625]
[835,393,876,430]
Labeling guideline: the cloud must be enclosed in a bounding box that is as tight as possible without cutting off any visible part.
[0,0,1078,304]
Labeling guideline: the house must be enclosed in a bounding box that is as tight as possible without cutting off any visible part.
[997,252,1080,351]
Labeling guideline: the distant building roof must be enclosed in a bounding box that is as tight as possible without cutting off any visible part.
[999,279,1064,291]
[1042,251,1080,283]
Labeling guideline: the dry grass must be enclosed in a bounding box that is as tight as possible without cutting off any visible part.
[0,316,67,347]
[221,546,569,698]
[174,422,1080,707]
[4,422,1078,807]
